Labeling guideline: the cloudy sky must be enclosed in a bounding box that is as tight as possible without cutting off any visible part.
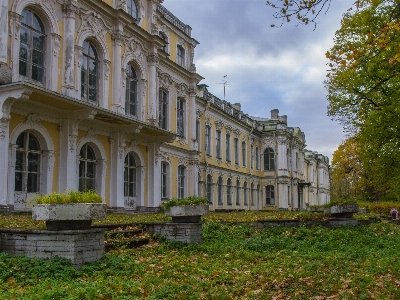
[163,0,351,161]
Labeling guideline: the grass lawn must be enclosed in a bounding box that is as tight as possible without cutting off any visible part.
[0,212,398,299]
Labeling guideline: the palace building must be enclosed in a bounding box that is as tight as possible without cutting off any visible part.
[0,0,330,212]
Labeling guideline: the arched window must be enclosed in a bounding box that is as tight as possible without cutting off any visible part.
[81,40,99,102]
[177,45,185,67]
[124,153,137,198]
[217,176,223,205]
[264,148,275,170]
[266,185,275,205]
[15,132,41,193]
[236,179,240,205]
[243,181,248,205]
[127,0,138,21]
[178,165,185,199]
[125,64,137,116]
[19,9,46,83]
[227,178,232,205]
[159,90,168,129]
[79,144,96,191]
[256,147,259,170]
[206,174,213,204]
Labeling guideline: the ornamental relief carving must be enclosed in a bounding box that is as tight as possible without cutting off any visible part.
[196,109,203,121]
[175,82,188,98]
[215,119,224,131]
[157,72,173,90]
[178,158,188,167]
[233,129,240,138]
[77,7,112,43]
[225,125,232,134]
[205,117,212,128]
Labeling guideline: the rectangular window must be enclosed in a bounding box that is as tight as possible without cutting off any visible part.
[159,90,168,129]
[236,181,240,205]
[226,134,231,162]
[178,166,185,199]
[177,98,184,136]
[161,162,168,199]
[234,138,239,165]
[266,185,275,205]
[216,130,221,159]
[177,46,185,67]
[251,145,254,169]
[256,147,259,170]
[196,121,200,144]
[205,126,211,156]
[244,183,248,205]
[242,142,246,167]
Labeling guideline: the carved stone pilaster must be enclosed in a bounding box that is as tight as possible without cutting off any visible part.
[147,54,159,66]
[62,3,79,18]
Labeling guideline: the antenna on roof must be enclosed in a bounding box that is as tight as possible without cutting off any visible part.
[216,75,231,100]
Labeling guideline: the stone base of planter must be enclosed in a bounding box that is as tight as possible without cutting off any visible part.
[171,215,202,223]
[0,228,105,269]
[145,222,203,244]
[330,204,359,218]
[45,220,92,231]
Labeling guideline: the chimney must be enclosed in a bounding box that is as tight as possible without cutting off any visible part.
[271,109,279,119]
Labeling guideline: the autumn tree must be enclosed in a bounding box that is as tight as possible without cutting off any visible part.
[326,0,400,201]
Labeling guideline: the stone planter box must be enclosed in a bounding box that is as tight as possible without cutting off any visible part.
[32,203,107,230]
[329,203,359,218]
[165,204,209,223]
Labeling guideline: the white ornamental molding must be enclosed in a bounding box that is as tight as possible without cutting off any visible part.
[175,82,188,98]
[24,113,41,127]
[225,125,232,134]
[196,109,203,121]
[157,71,173,90]
[178,158,188,168]
[215,119,224,131]
[233,129,240,138]
[76,7,112,48]
[205,117,212,128]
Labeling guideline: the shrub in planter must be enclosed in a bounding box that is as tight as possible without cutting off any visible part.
[162,197,209,223]
[32,191,106,230]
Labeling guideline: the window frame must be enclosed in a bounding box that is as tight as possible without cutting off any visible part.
[81,40,99,103]
[236,179,240,206]
[14,132,41,193]
[125,64,138,117]
[234,138,239,165]
[177,45,185,67]
[226,133,231,162]
[127,0,139,21]
[161,162,169,200]
[124,152,137,198]
[227,178,232,205]
[205,125,211,156]
[159,89,168,130]
[178,165,185,199]
[176,98,185,137]
[264,148,275,171]
[242,141,246,167]
[78,143,97,192]
[19,9,47,84]
[265,185,275,205]
[206,174,213,204]
[216,130,221,159]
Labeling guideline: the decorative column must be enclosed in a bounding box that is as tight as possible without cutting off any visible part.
[61,2,78,97]
[147,54,158,125]
[0,89,31,208]
[147,142,161,209]
[277,137,287,177]
[0,2,11,84]
[277,179,289,209]
[51,33,62,91]
[188,159,198,196]
[109,132,125,209]
[9,12,23,82]
[0,1,8,64]
[58,119,79,192]
[42,150,55,195]
[111,31,124,113]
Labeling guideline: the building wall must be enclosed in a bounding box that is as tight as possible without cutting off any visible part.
[0,0,329,212]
